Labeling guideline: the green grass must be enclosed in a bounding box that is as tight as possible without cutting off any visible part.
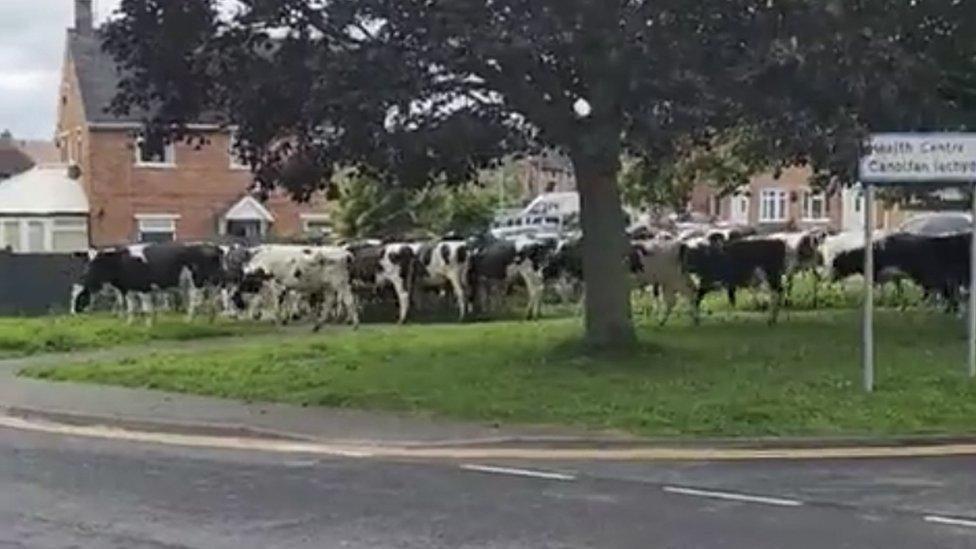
[22,309,976,438]
[0,315,270,356]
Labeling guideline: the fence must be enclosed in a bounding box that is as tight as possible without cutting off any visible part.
[0,251,87,316]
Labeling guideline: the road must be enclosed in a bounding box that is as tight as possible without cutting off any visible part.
[2,427,976,548]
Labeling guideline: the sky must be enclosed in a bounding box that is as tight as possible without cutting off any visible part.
[0,0,120,140]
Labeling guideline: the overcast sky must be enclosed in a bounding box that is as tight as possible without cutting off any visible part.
[0,0,120,140]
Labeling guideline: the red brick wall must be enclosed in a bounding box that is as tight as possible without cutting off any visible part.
[82,130,326,247]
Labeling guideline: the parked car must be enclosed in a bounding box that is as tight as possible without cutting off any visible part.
[898,212,972,237]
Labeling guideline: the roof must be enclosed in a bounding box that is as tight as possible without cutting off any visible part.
[0,147,34,179]
[16,140,59,165]
[224,195,275,222]
[67,30,142,124]
[67,30,225,125]
[0,165,90,215]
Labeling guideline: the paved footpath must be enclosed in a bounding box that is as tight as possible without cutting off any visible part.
[0,332,613,447]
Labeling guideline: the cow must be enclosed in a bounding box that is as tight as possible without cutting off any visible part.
[468,236,557,320]
[629,237,699,326]
[345,241,417,324]
[239,245,359,330]
[71,243,225,325]
[542,236,584,306]
[765,229,827,307]
[411,240,471,321]
[685,237,789,324]
[875,232,971,312]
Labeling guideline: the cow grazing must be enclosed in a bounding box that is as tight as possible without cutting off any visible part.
[685,237,789,324]
[411,240,471,321]
[630,237,698,326]
[542,236,584,305]
[72,243,225,325]
[469,236,557,320]
[240,245,359,330]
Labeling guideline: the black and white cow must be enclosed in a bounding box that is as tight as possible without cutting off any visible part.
[239,244,359,330]
[71,243,225,325]
[684,236,789,324]
[345,241,417,324]
[543,236,584,304]
[468,236,557,320]
[411,240,471,321]
[875,232,971,311]
[765,229,828,307]
[629,237,699,326]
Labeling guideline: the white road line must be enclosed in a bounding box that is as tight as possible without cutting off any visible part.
[460,464,576,481]
[663,486,803,507]
[925,516,976,529]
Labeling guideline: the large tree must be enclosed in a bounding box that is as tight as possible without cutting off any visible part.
[103,0,976,346]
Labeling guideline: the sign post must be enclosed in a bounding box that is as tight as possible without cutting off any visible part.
[860,133,976,389]
[863,183,875,392]
[970,186,976,378]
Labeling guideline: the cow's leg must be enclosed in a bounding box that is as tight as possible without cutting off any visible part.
[520,269,544,321]
[679,278,700,326]
[768,277,784,325]
[810,271,821,309]
[186,284,203,323]
[659,289,678,327]
[125,293,138,325]
[139,292,155,327]
[726,287,737,309]
[446,271,467,322]
[336,283,360,329]
[387,276,411,325]
[114,287,126,318]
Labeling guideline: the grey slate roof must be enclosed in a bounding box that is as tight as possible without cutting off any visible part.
[67,30,146,123]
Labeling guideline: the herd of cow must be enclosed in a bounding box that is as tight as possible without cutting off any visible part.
[67,223,973,328]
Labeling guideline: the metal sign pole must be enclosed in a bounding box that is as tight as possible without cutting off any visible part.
[863,183,875,393]
[969,183,976,378]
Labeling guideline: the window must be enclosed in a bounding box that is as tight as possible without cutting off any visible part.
[228,130,248,170]
[52,218,88,252]
[301,214,332,237]
[136,215,178,243]
[26,221,45,252]
[2,221,20,252]
[710,195,722,217]
[759,189,788,223]
[135,132,175,167]
[803,191,829,220]
[226,220,264,239]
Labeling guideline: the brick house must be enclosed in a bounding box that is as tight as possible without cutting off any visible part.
[56,0,330,248]
[689,166,908,232]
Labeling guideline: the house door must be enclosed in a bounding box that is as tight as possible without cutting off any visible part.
[842,186,865,232]
[730,195,750,225]
[226,220,263,240]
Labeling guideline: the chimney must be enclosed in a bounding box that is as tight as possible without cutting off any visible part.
[74,0,93,35]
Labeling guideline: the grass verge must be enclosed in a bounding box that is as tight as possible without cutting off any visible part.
[20,310,976,438]
[0,315,270,356]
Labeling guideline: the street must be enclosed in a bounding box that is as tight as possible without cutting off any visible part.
[2,428,976,548]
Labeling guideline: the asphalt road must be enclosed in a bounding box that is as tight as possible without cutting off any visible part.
[2,428,976,548]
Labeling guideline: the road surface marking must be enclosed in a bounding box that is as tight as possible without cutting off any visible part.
[925,516,976,529]
[663,486,803,507]
[461,464,576,481]
[11,413,976,462]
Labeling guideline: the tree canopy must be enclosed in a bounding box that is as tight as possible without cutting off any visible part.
[103,0,976,346]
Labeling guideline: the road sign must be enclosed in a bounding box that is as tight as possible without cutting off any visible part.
[860,133,976,183]
[858,132,976,392]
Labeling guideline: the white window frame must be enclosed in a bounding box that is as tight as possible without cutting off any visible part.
[135,214,180,243]
[0,217,89,254]
[759,188,788,223]
[134,133,176,168]
[228,129,249,170]
[301,214,332,235]
[802,191,830,221]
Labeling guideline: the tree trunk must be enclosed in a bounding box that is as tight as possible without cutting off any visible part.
[574,156,636,348]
